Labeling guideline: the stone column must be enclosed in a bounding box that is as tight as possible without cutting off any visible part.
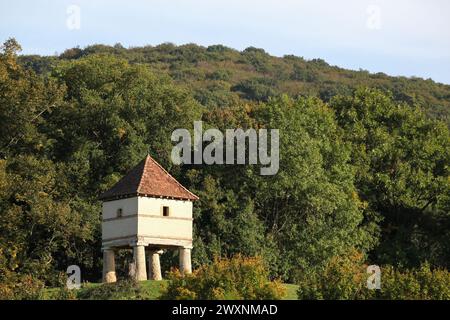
[179,246,192,274]
[133,245,147,281]
[128,262,136,279]
[148,249,163,280]
[102,248,117,283]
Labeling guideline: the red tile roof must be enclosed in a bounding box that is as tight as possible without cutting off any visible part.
[99,155,199,201]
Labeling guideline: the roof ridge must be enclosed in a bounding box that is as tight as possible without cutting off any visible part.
[146,155,199,200]
[136,156,148,193]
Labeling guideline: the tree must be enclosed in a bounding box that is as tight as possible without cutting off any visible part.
[0,38,63,158]
[331,88,450,267]
[247,95,378,280]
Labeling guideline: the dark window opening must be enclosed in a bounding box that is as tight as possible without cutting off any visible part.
[163,206,169,217]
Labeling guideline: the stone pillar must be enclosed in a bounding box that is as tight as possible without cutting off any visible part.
[179,246,192,274]
[102,248,117,283]
[148,249,163,280]
[128,262,136,279]
[133,245,147,281]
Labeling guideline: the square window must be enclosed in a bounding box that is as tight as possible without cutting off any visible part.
[163,206,169,217]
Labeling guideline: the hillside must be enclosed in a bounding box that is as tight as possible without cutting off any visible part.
[1,38,449,298]
[19,43,450,125]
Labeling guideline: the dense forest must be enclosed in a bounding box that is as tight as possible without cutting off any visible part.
[0,38,449,297]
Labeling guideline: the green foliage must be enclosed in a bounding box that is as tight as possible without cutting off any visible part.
[0,156,99,285]
[242,47,271,72]
[160,255,286,300]
[248,96,378,279]
[297,250,450,300]
[331,88,450,268]
[297,249,373,300]
[378,263,450,300]
[77,279,145,300]
[0,274,44,300]
[41,273,78,300]
[20,42,450,125]
[0,39,63,158]
[232,78,278,101]
[207,69,232,81]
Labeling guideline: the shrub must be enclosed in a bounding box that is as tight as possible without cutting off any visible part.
[231,78,278,101]
[297,249,373,300]
[207,69,232,81]
[42,273,78,300]
[77,279,145,300]
[0,275,45,300]
[160,255,286,300]
[377,263,450,300]
[297,249,450,300]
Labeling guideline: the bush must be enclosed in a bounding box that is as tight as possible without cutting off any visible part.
[207,69,231,81]
[378,263,450,300]
[297,250,373,300]
[231,78,278,101]
[160,255,286,300]
[41,273,78,300]
[0,275,45,300]
[297,250,450,300]
[77,279,145,300]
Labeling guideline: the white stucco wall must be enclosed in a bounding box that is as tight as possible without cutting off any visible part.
[102,197,139,241]
[137,197,193,240]
[102,196,193,243]
[102,197,138,220]
[102,217,138,240]
[137,216,192,240]
[137,197,192,219]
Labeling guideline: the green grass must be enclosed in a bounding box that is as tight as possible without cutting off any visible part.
[139,280,169,299]
[44,280,298,300]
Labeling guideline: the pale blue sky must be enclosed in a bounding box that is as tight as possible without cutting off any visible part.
[1,0,449,84]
